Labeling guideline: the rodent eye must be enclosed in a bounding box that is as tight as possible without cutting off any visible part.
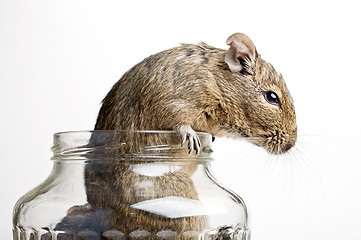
[264,91,281,107]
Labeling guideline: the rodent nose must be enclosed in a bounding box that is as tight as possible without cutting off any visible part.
[281,142,294,153]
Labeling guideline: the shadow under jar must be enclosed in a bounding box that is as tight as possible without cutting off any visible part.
[13,130,250,240]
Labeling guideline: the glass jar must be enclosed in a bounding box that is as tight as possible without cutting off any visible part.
[13,131,250,240]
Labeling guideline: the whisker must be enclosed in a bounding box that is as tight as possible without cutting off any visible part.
[280,155,294,217]
[256,152,275,183]
[290,142,327,208]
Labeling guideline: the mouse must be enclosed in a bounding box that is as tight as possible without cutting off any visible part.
[56,33,297,238]
[95,32,297,154]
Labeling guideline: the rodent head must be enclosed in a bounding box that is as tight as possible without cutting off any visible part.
[215,33,297,154]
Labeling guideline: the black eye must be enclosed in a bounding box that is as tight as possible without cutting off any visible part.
[264,91,281,107]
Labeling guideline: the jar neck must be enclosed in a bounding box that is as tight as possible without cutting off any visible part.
[51,130,213,163]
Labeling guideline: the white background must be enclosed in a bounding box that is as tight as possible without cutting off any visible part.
[1,0,360,239]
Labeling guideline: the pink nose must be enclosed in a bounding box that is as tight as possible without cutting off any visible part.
[281,142,294,153]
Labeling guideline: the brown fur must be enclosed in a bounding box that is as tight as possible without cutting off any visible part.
[95,35,297,153]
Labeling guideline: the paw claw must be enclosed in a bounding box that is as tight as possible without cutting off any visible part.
[187,137,194,154]
[176,126,201,154]
[194,135,201,154]
[180,133,187,147]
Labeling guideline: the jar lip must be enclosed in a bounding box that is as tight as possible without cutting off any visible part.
[51,130,213,161]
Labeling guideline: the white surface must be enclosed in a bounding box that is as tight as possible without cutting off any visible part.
[1,0,360,239]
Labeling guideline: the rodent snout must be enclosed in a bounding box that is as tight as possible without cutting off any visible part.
[260,129,297,155]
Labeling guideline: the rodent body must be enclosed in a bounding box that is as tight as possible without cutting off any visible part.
[95,42,226,151]
[59,33,297,238]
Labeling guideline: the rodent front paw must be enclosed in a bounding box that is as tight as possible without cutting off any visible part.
[177,126,201,154]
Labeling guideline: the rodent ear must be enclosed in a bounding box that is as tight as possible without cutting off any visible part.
[225,33,257,74]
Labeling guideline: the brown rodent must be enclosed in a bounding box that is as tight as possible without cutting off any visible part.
[95,32,297,154]
[57,33,297,238]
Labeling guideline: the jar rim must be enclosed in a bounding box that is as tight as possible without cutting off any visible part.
[51,130,213,162]
[54,130,211,137]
